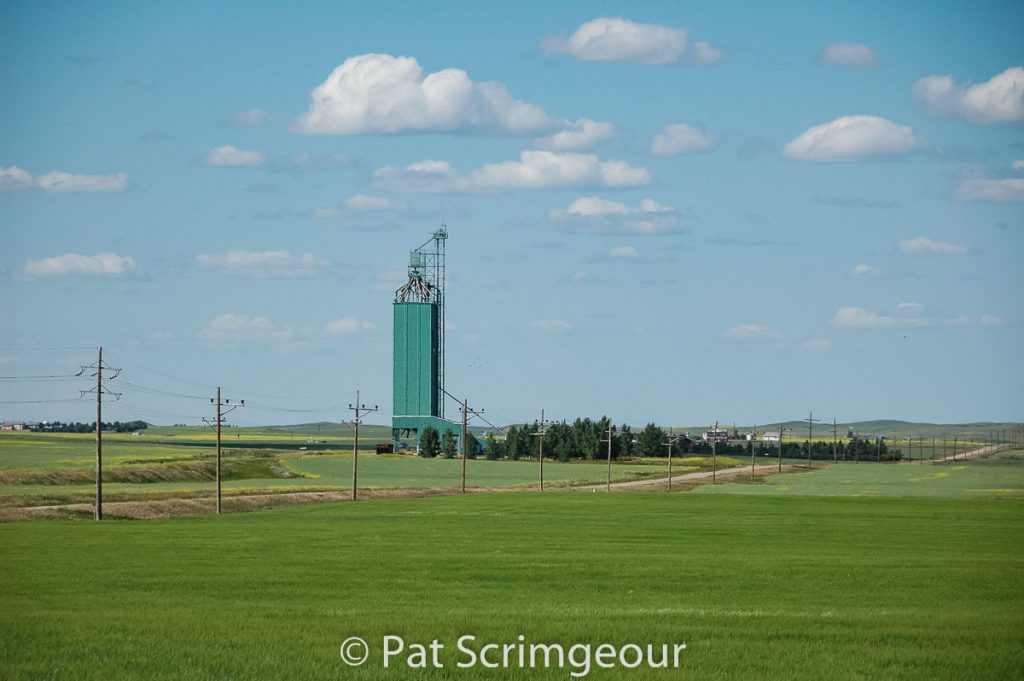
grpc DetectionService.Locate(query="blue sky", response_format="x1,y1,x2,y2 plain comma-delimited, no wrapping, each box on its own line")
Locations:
2,0,1022,428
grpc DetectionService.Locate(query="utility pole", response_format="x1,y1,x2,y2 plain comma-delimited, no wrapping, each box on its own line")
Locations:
79,347,120,521
953,435,959,462
204,387,243,514
664,429,675,491
532,409,552,492
778,423,785,473
932,436,936,465
876,435,882,463
460,399,484,494
943,436,947,463
750,424,757,481
347,390,378,501
803,412,820,470
602,424,614,492
832,418,838,463
712,421,719,483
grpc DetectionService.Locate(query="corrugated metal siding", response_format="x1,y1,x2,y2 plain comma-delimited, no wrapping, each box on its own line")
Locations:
393,302,438,417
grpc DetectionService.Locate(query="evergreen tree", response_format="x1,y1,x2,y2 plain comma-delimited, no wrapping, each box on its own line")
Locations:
419,427,440,458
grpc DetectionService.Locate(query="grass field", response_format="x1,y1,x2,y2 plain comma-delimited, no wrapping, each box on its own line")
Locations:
699,450,1024,499
2,489,1021,680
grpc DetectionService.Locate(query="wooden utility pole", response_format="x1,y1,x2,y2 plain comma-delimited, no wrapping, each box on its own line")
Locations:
712,421,718,483
602,425,614,491
876,435,881,463
750,425,757,481
664,429,675,491
953,435,959,462
206,387,243,513
932,436,936,465
347,389,377,501
531,409,551,492
832,418,838,462
803,412,820,470
78,347,120,521
96,347,103,520
459,399,484,494
778,423,784,473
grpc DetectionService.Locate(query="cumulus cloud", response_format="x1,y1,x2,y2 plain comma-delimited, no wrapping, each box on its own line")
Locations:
849,263,876,278
199,313,294,344
196,250,328,277
691,40,725,64
723,323,779,340
801,339,832,352
980,314,1006,327
533,319,573,333
815,43,880,67
833,306,969,329
540,17,687,65
0,165,34,191
896,236,967,256
344,194,405,211
229,108,274,127
549,196,681,234
325,317,377,336
373,151,651,193
35,171,128,192
21,253,137,279
292,53,555,135
650,123,713,156
205,145,266,167
532,118,616,151
608,245,638,258
783,115,920,162
1012,160,1024,170
912,67,1024,124
954,177,1024,202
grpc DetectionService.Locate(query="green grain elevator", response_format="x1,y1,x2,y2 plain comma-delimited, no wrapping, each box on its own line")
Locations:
392,227,458,450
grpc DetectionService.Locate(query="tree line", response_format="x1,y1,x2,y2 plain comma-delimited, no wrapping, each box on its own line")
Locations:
37,420,150,434
418,419,900,462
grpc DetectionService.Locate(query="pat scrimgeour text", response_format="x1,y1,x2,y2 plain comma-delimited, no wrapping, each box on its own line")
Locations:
380,634,686,677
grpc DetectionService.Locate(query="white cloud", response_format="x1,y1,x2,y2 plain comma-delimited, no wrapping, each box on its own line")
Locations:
849,263,876,278
912,67,1024,124
954,177,1024,202
816,43,880,67
21,253,137,279
608,245,638,258
199,313,294,344
532,118,616,151
373,151,650,193
724,323,778,340
344,194,405,211
533,319,573,333
833,306,969,329
541,17,687,65
0,165,34,191
801,339,832,352
229,108,274,127
896,236,967,256
897,302,924,312
1012,160,1024,170
37,171,127,192
691,40,725,64
205,145,265,167
325,317,377,336
196,250,328,277
783,115,920,162
980,314,1006,327
1,166,128,192
650,123,713,156
312,207,341,219
292,53,555,135
549,196,680,234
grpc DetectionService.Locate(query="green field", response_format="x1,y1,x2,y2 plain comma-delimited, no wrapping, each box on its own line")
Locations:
2,488,1021,680
699,450,1024,499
